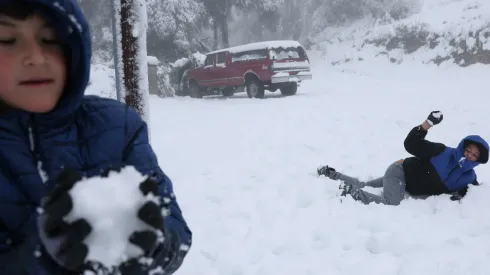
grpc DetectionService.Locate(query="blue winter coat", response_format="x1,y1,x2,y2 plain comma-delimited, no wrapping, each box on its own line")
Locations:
404,125,489,196
0,0,192,274
431,135,489,191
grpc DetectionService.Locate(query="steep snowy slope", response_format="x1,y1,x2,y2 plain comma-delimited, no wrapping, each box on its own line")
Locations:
311,0,490,66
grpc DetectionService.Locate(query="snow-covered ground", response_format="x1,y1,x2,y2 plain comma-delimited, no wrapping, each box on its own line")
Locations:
87,55,490,275
148,59,490,275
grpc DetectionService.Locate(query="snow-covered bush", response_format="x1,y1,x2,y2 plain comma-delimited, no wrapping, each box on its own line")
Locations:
362,22,490,66
156,63,175,97
165,52,207,97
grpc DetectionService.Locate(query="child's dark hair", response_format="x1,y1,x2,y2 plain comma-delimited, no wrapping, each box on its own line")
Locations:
0,2,42,20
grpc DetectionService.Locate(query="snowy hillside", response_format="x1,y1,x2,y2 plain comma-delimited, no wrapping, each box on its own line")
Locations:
311,0,490,66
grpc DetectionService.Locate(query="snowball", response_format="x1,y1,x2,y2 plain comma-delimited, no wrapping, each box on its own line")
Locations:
432,111,442,118
458,157,466,166
64,166,158,268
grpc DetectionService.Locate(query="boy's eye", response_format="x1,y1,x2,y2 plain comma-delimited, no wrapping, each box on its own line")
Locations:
42,38,61,45
0,38,15,45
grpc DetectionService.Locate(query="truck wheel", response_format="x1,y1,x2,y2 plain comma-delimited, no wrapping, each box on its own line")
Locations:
280,83,297,96
189,81,202,98
246,78,265,99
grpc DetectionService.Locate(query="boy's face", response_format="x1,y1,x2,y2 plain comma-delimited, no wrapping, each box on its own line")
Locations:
0,12,65,113
464,143,480,162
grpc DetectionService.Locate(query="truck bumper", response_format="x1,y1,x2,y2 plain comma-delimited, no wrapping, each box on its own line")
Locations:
271,71,312,84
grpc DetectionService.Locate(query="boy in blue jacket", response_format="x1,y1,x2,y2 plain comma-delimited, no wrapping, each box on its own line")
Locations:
318,111,489,205
0,0,192,274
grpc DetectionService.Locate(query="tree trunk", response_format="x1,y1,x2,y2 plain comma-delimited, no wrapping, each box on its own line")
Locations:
111,0,123,102
219,14,229,48
119,0,149,122
213,18,219,49
120,0,139,112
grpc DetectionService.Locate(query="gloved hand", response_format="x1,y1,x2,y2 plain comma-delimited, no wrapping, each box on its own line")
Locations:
426,111,443,126
450,193,463,201
118,176,165,275
101,167,164,274
37,168,92,273
38,167,166,274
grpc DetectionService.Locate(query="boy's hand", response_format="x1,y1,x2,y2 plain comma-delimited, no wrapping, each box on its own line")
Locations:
450,192,463,201
37,169,92,272
426,111,443,126
118,178,164,275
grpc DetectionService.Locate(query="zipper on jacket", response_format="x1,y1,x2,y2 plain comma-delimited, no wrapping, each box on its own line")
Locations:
27,116,48,183
447,157,466,178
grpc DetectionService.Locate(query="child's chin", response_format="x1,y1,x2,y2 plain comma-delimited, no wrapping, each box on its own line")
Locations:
23,102,58,113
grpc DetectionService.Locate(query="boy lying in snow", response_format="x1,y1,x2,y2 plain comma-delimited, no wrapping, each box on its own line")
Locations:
0,0,191,274
317,111,489,205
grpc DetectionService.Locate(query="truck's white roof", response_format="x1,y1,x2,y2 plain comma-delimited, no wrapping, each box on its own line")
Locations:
207,40,302,55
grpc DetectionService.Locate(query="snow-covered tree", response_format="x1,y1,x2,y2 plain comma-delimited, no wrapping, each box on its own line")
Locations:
78,0,113,62
146,0,207,62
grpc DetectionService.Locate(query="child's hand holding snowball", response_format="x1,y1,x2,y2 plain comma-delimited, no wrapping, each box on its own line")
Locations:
36,166,167,274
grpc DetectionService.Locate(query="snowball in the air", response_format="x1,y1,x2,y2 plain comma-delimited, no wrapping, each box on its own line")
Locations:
64,166,158,268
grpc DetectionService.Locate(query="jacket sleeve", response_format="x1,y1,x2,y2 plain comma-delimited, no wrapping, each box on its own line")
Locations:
2,216,58,275
122,106,192,274
404,125,446,158
1,206,43,274
0,231,36,275
0,224,22,274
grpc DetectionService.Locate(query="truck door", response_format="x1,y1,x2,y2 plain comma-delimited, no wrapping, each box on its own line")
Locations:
199,54,216,88
213,52,229,88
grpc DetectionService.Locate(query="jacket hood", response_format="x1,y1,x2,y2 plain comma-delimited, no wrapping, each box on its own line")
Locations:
454,135,489,166
0,0,91,124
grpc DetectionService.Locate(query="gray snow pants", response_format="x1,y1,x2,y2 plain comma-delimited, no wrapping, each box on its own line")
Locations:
329,161,406,205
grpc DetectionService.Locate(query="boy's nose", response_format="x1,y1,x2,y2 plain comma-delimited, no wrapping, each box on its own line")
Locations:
23,44,46,66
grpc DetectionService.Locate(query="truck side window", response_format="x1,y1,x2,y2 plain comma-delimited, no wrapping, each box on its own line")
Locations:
217,52,226,64
231,49,267,63
204,55,215,66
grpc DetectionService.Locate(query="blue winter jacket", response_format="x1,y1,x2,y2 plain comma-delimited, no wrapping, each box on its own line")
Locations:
403,125,489,196
0,0,192,274
430,135,489,191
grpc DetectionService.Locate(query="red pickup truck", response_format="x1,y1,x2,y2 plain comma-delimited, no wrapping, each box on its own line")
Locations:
182,40,312,98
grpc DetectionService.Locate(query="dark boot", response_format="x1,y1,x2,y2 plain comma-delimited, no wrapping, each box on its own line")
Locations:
317,165,336,177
